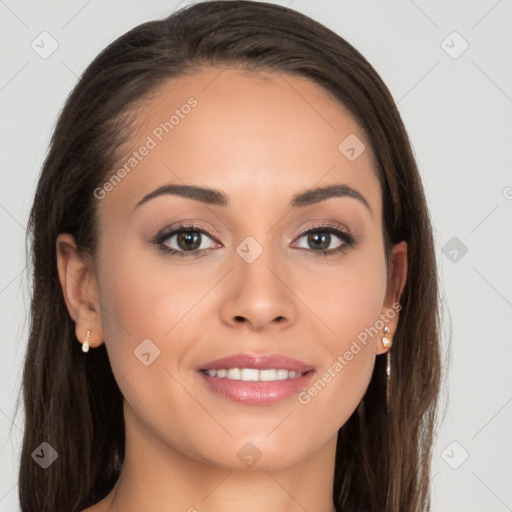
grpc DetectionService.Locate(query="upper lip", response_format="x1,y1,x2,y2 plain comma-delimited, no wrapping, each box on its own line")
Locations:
199,353,314,373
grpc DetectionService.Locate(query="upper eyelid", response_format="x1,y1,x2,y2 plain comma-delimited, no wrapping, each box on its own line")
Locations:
295,222,351,236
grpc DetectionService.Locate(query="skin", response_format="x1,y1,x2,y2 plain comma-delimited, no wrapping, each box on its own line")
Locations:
56,67,407,512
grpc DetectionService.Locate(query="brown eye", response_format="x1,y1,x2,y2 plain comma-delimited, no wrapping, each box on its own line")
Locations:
293,224,357,256
305,231,336,251
175,231,203,251
154,224,219,256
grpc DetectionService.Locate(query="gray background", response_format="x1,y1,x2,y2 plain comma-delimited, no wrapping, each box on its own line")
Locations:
1,0,511,510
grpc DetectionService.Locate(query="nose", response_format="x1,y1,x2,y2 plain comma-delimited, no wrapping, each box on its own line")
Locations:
219,244,297,332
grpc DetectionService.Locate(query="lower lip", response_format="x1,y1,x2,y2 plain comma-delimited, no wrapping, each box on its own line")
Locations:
197,370,316,405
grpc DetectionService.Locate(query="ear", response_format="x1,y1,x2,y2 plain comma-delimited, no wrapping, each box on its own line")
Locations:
56,233,104,350
376,240,407,355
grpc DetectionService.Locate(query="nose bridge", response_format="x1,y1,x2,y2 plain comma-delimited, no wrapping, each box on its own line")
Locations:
220,230,296,329
234,231,284,298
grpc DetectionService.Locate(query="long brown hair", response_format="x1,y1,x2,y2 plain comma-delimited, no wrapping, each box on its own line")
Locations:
17,2,444,510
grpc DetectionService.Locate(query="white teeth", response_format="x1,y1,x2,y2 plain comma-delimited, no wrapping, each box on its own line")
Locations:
276,369,289,380
259,369,277,381
227,368,241,380
240,368,259,381
204,368,304,381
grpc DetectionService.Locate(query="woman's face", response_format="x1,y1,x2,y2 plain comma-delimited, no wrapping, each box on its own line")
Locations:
66,68,406,470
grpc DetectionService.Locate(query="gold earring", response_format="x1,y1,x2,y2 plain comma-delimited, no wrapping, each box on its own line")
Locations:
382,325,392,348
82,330,91,353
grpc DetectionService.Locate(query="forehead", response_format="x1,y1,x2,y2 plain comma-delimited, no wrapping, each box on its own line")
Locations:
99,67,381,217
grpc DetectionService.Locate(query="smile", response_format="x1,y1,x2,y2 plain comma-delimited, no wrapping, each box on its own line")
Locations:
201,368,308,381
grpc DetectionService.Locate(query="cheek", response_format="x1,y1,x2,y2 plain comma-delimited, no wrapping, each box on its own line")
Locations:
306,234,388,350
95,241,202,436
96,235,207,343
94,236,190,388
326,262,387,347
297,241,387,422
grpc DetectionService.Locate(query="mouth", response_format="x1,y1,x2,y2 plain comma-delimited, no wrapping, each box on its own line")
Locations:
196,353,315,405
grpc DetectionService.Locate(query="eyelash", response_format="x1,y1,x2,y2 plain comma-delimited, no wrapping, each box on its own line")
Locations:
153,222,357,258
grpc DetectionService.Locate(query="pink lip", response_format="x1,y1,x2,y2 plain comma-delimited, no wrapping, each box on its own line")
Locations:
199,353,314,373
197,353,315,405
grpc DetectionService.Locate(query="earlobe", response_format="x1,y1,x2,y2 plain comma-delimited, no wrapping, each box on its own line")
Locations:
56,233,104,349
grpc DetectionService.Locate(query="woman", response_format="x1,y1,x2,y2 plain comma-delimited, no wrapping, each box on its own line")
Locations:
18,1,442,511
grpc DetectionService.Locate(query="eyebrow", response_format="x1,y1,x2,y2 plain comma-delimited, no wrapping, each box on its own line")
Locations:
133,183,372,213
